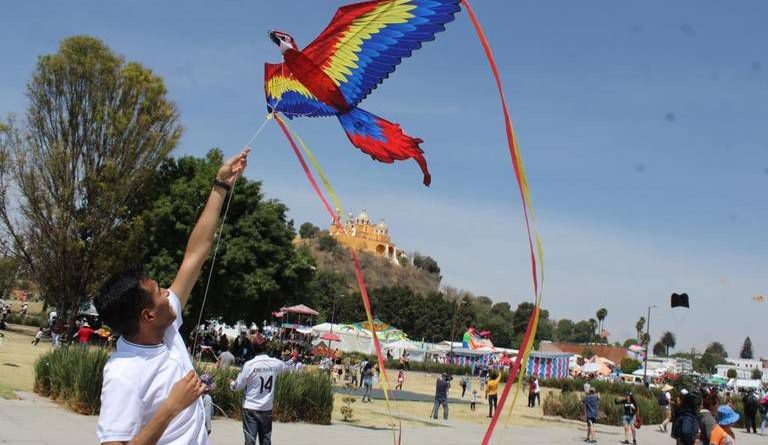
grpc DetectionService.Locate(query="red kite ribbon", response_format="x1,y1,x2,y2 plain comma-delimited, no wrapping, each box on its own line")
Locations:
275,114,401,445
460,1,545,443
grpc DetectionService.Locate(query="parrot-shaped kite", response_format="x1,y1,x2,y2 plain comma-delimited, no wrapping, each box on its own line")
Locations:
265,0,462,186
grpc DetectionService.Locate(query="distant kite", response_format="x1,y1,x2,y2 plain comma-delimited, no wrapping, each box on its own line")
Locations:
753,295,766,303
671,292,690,309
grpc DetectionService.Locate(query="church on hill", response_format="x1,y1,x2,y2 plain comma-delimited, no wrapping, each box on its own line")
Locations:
329,209,405,266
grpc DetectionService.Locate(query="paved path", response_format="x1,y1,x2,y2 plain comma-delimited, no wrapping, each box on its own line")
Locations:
3,393,768,445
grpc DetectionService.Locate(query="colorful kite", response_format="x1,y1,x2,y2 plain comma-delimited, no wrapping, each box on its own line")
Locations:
265,0,463,186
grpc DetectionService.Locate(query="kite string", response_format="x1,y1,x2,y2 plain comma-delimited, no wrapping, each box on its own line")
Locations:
274,114,401,445
191,106,278,358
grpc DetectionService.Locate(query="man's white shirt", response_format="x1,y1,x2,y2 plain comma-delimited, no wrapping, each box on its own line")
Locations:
97,290,208,444
231,355,286,411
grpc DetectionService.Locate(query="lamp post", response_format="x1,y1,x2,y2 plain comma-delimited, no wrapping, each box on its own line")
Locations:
642,305,658,385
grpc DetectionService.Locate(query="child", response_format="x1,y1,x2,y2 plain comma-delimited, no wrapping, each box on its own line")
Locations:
200,373,215,436
396,370,405,391
31,327,44,346
471,389,478,411
710,405,739,445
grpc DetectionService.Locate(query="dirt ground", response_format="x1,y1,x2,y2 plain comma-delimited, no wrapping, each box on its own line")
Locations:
330,369,561,429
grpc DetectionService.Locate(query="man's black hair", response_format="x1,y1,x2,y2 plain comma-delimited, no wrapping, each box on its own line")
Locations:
95,270,153,337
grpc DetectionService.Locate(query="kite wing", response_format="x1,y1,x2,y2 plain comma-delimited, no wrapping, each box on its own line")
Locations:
265,62,338,118
302,0,461,108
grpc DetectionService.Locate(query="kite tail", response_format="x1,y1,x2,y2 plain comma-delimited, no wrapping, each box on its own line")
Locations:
338,107,431,186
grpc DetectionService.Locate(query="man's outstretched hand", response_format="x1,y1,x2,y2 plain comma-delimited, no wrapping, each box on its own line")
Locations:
217,148,251,187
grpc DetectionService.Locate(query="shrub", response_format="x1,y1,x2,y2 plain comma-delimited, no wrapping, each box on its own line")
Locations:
34,346,110,414
6,313,46,327
273,370,333,424
35,348,333,424
726,369,737,379
620,358,642,374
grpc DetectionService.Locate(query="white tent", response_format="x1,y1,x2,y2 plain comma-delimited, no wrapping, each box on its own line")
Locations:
382,339,427,361
310,323,376,354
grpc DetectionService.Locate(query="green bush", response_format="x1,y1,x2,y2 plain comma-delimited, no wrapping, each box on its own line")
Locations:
6,313,46,327
273,370,333,424
541,383,665,426
35,348,332,424
34,346,110,414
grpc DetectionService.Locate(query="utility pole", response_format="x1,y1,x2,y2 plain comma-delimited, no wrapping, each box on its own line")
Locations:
642,305,658,384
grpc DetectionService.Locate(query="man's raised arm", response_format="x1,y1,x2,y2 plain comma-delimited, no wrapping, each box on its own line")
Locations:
170,148,250,308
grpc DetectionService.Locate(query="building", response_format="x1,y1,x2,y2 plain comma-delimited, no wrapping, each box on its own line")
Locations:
716,359,768,383
329,209,404,265
539,341,630,365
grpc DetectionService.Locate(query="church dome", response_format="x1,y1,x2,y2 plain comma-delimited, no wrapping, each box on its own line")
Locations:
376,219,388,233
355,209,370,225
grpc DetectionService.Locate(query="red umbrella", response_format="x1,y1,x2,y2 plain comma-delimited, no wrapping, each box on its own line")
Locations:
320,332,341,342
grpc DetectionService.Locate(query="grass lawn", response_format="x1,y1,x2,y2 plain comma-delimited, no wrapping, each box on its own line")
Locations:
0,328,50,395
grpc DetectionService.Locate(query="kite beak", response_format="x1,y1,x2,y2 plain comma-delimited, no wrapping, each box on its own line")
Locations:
269,30,280,46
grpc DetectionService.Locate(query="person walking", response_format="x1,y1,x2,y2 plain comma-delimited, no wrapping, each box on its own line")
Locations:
582,387,600,443
395,370,405,392
616,392,639,445
230,333,286,445
742,390,758,434
94,149,250,445
671,390,699,445
75,322,94,349
658,388,672,432
431,373,451,420
460,376,468,398
533,377,541,406
217,348,235,370
527,377,537,408
486,371,501,418
31,327,44,346
361,363,373,403
759,395,768,435
470,389,478,411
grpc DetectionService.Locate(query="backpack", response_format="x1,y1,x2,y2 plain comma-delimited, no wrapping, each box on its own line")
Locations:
671,411,699,445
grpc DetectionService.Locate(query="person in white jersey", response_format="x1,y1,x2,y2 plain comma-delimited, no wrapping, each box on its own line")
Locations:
94,149,250,445
230,334,286,445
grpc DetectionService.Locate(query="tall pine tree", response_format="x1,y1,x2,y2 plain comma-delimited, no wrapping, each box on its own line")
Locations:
740,337,754,359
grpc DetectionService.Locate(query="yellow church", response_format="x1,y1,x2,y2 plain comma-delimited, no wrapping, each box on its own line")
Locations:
329,209,404,265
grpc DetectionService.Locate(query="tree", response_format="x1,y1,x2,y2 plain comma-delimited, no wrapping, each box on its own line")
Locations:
752,368,763,380
413,253,440,275
726,369,737,379
556,319,575,342
660,331,676,356
653,341,667,357
740,337,754,359
623,338,637,348
635,317,646,342
704,342,728,359
581,347,595,359
0,256,19,298
316,233,339,252
0,36,181,319
137,150,315,324
572,320,595,343
299,222,320,239
596,308,608,335
620,358,642,374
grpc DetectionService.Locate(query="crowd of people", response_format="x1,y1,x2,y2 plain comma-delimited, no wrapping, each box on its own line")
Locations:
578,382,768,445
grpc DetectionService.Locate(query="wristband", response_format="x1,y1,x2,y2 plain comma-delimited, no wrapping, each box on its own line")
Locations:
213,178,231,192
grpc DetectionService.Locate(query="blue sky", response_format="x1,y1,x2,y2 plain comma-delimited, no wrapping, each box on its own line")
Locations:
2,1,767,357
